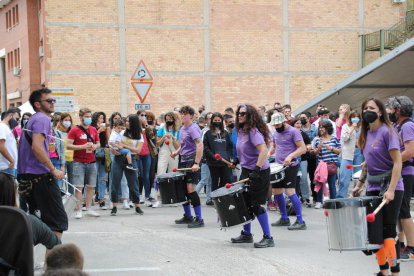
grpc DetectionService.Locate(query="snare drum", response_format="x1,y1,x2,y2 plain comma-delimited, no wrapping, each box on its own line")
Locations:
324,196,381,252
157,172,188,205
210,183,254,228
270,163,286,184
61,190,79,217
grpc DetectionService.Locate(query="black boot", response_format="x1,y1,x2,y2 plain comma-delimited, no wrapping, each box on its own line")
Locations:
254,235,275,248
231,231,254,243
188,217,205,228
175,214,194,224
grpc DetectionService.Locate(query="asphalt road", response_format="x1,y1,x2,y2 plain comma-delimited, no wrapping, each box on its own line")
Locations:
34,193,414,276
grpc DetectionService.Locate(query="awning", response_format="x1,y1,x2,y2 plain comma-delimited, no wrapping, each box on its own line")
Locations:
294,37,414,115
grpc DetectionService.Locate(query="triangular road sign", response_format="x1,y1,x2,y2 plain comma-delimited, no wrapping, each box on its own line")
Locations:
131,82,153,103
131,60,153,81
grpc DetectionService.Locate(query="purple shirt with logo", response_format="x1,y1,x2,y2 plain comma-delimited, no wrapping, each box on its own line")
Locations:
272,126,303,166
179,123,201,157
399,121,414,176
18,112,51,174
236,128,269,170
362,123,403,191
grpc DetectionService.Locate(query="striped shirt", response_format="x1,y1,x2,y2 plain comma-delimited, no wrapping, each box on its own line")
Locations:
314,136,341,163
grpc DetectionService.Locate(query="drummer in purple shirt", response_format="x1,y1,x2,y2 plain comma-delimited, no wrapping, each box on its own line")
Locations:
267,113,307,230
351,98,404,276
229,104,274,248
171,105,204,228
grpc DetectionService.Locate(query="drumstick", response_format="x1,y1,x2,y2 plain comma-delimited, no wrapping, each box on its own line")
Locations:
225,178,250,188
346,164,362,169
349,189,363,198
172,167,201,172
366,200,387,223
214,154,240,170
164,140,175,160
62,179,82,193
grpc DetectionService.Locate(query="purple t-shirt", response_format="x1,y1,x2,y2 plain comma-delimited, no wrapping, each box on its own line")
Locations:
399,121,414,176
362,124,403,191
179,123,201,157
17,112,51,174
236,128,270,170
272,126,303,166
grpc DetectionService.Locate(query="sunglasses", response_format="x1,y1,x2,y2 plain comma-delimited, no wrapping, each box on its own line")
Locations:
318,104,325,107
140,114,146,117
37,99,56,104
237,112,247,117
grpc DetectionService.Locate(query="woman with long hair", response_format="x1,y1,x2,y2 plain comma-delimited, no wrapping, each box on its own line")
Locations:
351,98,403,276
49,114,65,189
337,110,364,198
58,113,74,194
91,112,108,210
110,114,144,216
155,112,181,207
229,104,274,248
203,112,232,193
335,104,351,139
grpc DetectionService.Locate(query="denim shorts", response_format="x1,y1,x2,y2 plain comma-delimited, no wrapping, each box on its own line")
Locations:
73,162,97,188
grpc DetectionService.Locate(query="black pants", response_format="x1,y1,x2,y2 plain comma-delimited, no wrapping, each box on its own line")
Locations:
307,158,317,201
209,165,232,192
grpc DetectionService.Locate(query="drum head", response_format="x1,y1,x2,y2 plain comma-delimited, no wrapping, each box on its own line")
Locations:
324,196,378,209
210,183,245,198
270,163,285,173
157,172,186,181
352,170,361,180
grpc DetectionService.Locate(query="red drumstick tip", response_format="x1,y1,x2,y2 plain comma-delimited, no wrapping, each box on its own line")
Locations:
215,153,221,160
324,210,328,217
165,140,170,145
172,168,177,172
225,183,232,189
366,213,375,223
346,164,353,169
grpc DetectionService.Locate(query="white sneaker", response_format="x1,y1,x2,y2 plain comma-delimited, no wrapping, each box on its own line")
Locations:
109,201,113,209
75,210,83,219
85,209,100,217
315,202,323,209
139,195,145,204
123,200,130,210
34,262,44,270
145,199,153,207
152,201,162,208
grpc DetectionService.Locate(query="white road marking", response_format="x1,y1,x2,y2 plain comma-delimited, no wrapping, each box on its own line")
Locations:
85,268,162,272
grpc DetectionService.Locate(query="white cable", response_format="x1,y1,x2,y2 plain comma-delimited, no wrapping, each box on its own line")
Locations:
22,128,65,141
62,179,82,193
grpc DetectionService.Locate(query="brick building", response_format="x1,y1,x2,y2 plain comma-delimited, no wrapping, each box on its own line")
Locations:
0,0,409,118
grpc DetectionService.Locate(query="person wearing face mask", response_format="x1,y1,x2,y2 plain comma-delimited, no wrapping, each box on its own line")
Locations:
67,108,101,219
228,104,274,248
58,113,75,195
203,112,232,193
387,96,414,262
155,112,181,208
48,114,65,189
267,113,307,230
198,105,206,117
20,112,32,129
337,110,364,198
0,108,20,178
351,98,404,276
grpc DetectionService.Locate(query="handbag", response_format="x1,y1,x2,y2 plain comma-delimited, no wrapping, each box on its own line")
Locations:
326,162,337,176
95,150,105,161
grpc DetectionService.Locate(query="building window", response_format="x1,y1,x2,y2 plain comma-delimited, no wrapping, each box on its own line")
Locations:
9,103,15,107
7,53,10,70
12,7,15,25
14,49,20,68
5,5,19,30
10,51,13,69
16,102,22,107
6,11,9,29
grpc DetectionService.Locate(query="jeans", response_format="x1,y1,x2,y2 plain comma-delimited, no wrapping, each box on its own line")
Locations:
65,161,74,195
137,154,151,198
95,149,108,200
117,148,132,155
111,155,140,204
299,160,309,200
1,168,17,177
50,158,63,189
196,163,212,201
337,148,365,198
317,174,337,202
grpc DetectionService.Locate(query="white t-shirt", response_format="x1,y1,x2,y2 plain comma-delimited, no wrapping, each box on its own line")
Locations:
119,130,144,155
108,129,124,150
0,123,18,170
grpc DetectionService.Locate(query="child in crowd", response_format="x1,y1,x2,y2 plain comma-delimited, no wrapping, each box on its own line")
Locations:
108,119,138,170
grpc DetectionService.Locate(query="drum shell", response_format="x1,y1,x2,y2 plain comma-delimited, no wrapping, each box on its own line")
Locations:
158,172,188,205
270,163,286,184
211,185,254,228
61,191,79,218
324,196,381,251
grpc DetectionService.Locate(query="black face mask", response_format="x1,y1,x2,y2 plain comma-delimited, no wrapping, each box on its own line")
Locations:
147,121,153,126
9,118,18,130
363,111,378,124
166,121,174,126
238,122,245,129
227,123,234,129
213,122,222,128
198,110,202,114
389,112,397,123
276,124,285,133
300,118,307,125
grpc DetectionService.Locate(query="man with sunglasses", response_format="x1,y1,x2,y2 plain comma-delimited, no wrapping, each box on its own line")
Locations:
17,88,68,264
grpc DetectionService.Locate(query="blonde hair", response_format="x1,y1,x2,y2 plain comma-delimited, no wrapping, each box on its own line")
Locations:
340,104,351,121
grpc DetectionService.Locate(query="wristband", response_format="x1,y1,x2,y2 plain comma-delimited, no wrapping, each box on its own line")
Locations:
194,161,199,165
254,165,261,172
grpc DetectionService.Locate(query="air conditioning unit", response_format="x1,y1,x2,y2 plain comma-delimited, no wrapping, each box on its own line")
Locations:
393,0,405,3
39,46,44,58
13,67,21,77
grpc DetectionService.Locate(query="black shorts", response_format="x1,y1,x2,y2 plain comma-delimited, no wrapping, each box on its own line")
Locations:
399,174,413,219
179,160,200,184
272,164,299,189
240,167,270,206
19,173,68,232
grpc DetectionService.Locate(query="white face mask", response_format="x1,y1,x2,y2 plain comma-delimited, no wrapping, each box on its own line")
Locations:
62,121,71,128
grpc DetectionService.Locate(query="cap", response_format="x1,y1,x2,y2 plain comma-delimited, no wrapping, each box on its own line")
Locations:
270,113,286,125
